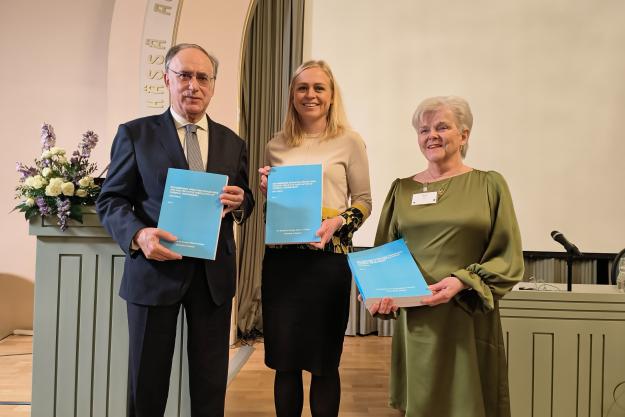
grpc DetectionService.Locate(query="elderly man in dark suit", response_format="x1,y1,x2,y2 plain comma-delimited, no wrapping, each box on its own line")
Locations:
96,43,254,417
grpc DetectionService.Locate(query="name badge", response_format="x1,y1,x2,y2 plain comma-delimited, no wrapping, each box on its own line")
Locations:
412,192,437,206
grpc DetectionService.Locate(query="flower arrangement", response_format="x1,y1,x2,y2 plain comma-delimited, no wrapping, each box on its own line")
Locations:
14,123,101,231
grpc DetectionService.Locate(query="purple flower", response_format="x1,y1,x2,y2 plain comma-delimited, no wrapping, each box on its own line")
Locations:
40,123,56,150
15,122,100,231
36,197,51,216
56,198,71,231
15,162,37,182
79,131,99,158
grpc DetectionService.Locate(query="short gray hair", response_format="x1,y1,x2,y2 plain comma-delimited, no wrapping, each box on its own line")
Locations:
164,43,219,77
412,96,473,157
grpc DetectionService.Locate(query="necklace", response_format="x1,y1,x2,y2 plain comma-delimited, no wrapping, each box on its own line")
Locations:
422,181,450,197
421,169,457,195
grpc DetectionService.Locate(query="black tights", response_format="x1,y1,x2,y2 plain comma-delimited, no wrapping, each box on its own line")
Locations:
274,369,341,417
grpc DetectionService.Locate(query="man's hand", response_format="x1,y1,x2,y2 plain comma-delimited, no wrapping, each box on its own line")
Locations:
309,216,343,249
220,185,244,217
134,227,182,261
258,166,271,196
420,276,467,306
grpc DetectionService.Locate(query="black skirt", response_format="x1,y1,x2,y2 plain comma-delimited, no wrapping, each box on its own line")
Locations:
261,247,352,375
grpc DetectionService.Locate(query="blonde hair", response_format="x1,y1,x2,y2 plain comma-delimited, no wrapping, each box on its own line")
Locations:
412,96,473,158
282,60,349,146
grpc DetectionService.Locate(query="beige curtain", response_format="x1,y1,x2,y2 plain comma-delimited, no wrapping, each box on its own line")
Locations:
237,0,305,336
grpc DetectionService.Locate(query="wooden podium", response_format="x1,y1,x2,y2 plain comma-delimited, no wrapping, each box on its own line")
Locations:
29,209,191,417
501,284,625,417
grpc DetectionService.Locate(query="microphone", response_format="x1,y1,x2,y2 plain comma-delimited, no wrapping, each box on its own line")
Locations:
551,231,582,257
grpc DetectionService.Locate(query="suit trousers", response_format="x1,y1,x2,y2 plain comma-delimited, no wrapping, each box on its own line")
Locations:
126,262,232,417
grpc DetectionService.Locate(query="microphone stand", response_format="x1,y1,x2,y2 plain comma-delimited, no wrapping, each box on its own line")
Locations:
566,253,573,292
565,251,583,292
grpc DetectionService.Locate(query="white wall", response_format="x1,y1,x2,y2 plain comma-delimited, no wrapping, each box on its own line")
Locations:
306,0,625,253
0,0,251,283
4,0,622,287
0,0,115,281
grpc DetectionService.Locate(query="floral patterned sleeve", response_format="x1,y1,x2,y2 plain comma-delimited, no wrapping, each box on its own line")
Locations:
331,207,366,252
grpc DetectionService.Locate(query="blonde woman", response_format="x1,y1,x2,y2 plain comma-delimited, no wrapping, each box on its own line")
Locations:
259,60,372,417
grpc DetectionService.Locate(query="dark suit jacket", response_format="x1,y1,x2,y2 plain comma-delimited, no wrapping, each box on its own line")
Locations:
96,110,254,306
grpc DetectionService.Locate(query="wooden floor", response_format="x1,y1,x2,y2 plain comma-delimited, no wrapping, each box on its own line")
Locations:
225,336,402,417
0,335,32,416
0,334,401,417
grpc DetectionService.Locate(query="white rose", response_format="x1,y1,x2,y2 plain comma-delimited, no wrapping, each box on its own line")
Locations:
78,176,94,187
34,175,47,188
42,167,52,177
75,189,88,198
25,198,35,207
61,182,75,196
26,175,46,189
56,155,67,164
41,150,51,159
45,177,63,197
50,147,65,155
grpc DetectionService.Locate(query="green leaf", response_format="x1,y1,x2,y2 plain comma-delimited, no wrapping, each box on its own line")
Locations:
25,206,39,220
69,204,84,223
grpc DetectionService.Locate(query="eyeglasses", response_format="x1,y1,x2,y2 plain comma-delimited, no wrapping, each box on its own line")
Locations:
167,68,216,86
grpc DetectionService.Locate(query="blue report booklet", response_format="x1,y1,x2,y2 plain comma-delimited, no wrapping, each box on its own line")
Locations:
347,239,432,308
265,164,322,244
157,168,227,260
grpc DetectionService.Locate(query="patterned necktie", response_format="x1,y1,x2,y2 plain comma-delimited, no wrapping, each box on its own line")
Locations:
185,124,204,171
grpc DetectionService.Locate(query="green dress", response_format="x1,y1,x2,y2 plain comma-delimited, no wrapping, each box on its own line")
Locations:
375,170,524,417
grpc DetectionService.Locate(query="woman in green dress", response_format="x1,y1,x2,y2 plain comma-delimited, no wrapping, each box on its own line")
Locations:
370,96,524,417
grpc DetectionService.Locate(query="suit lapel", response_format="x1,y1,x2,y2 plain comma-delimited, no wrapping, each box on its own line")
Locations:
207,115,226,173
156,110,188,169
